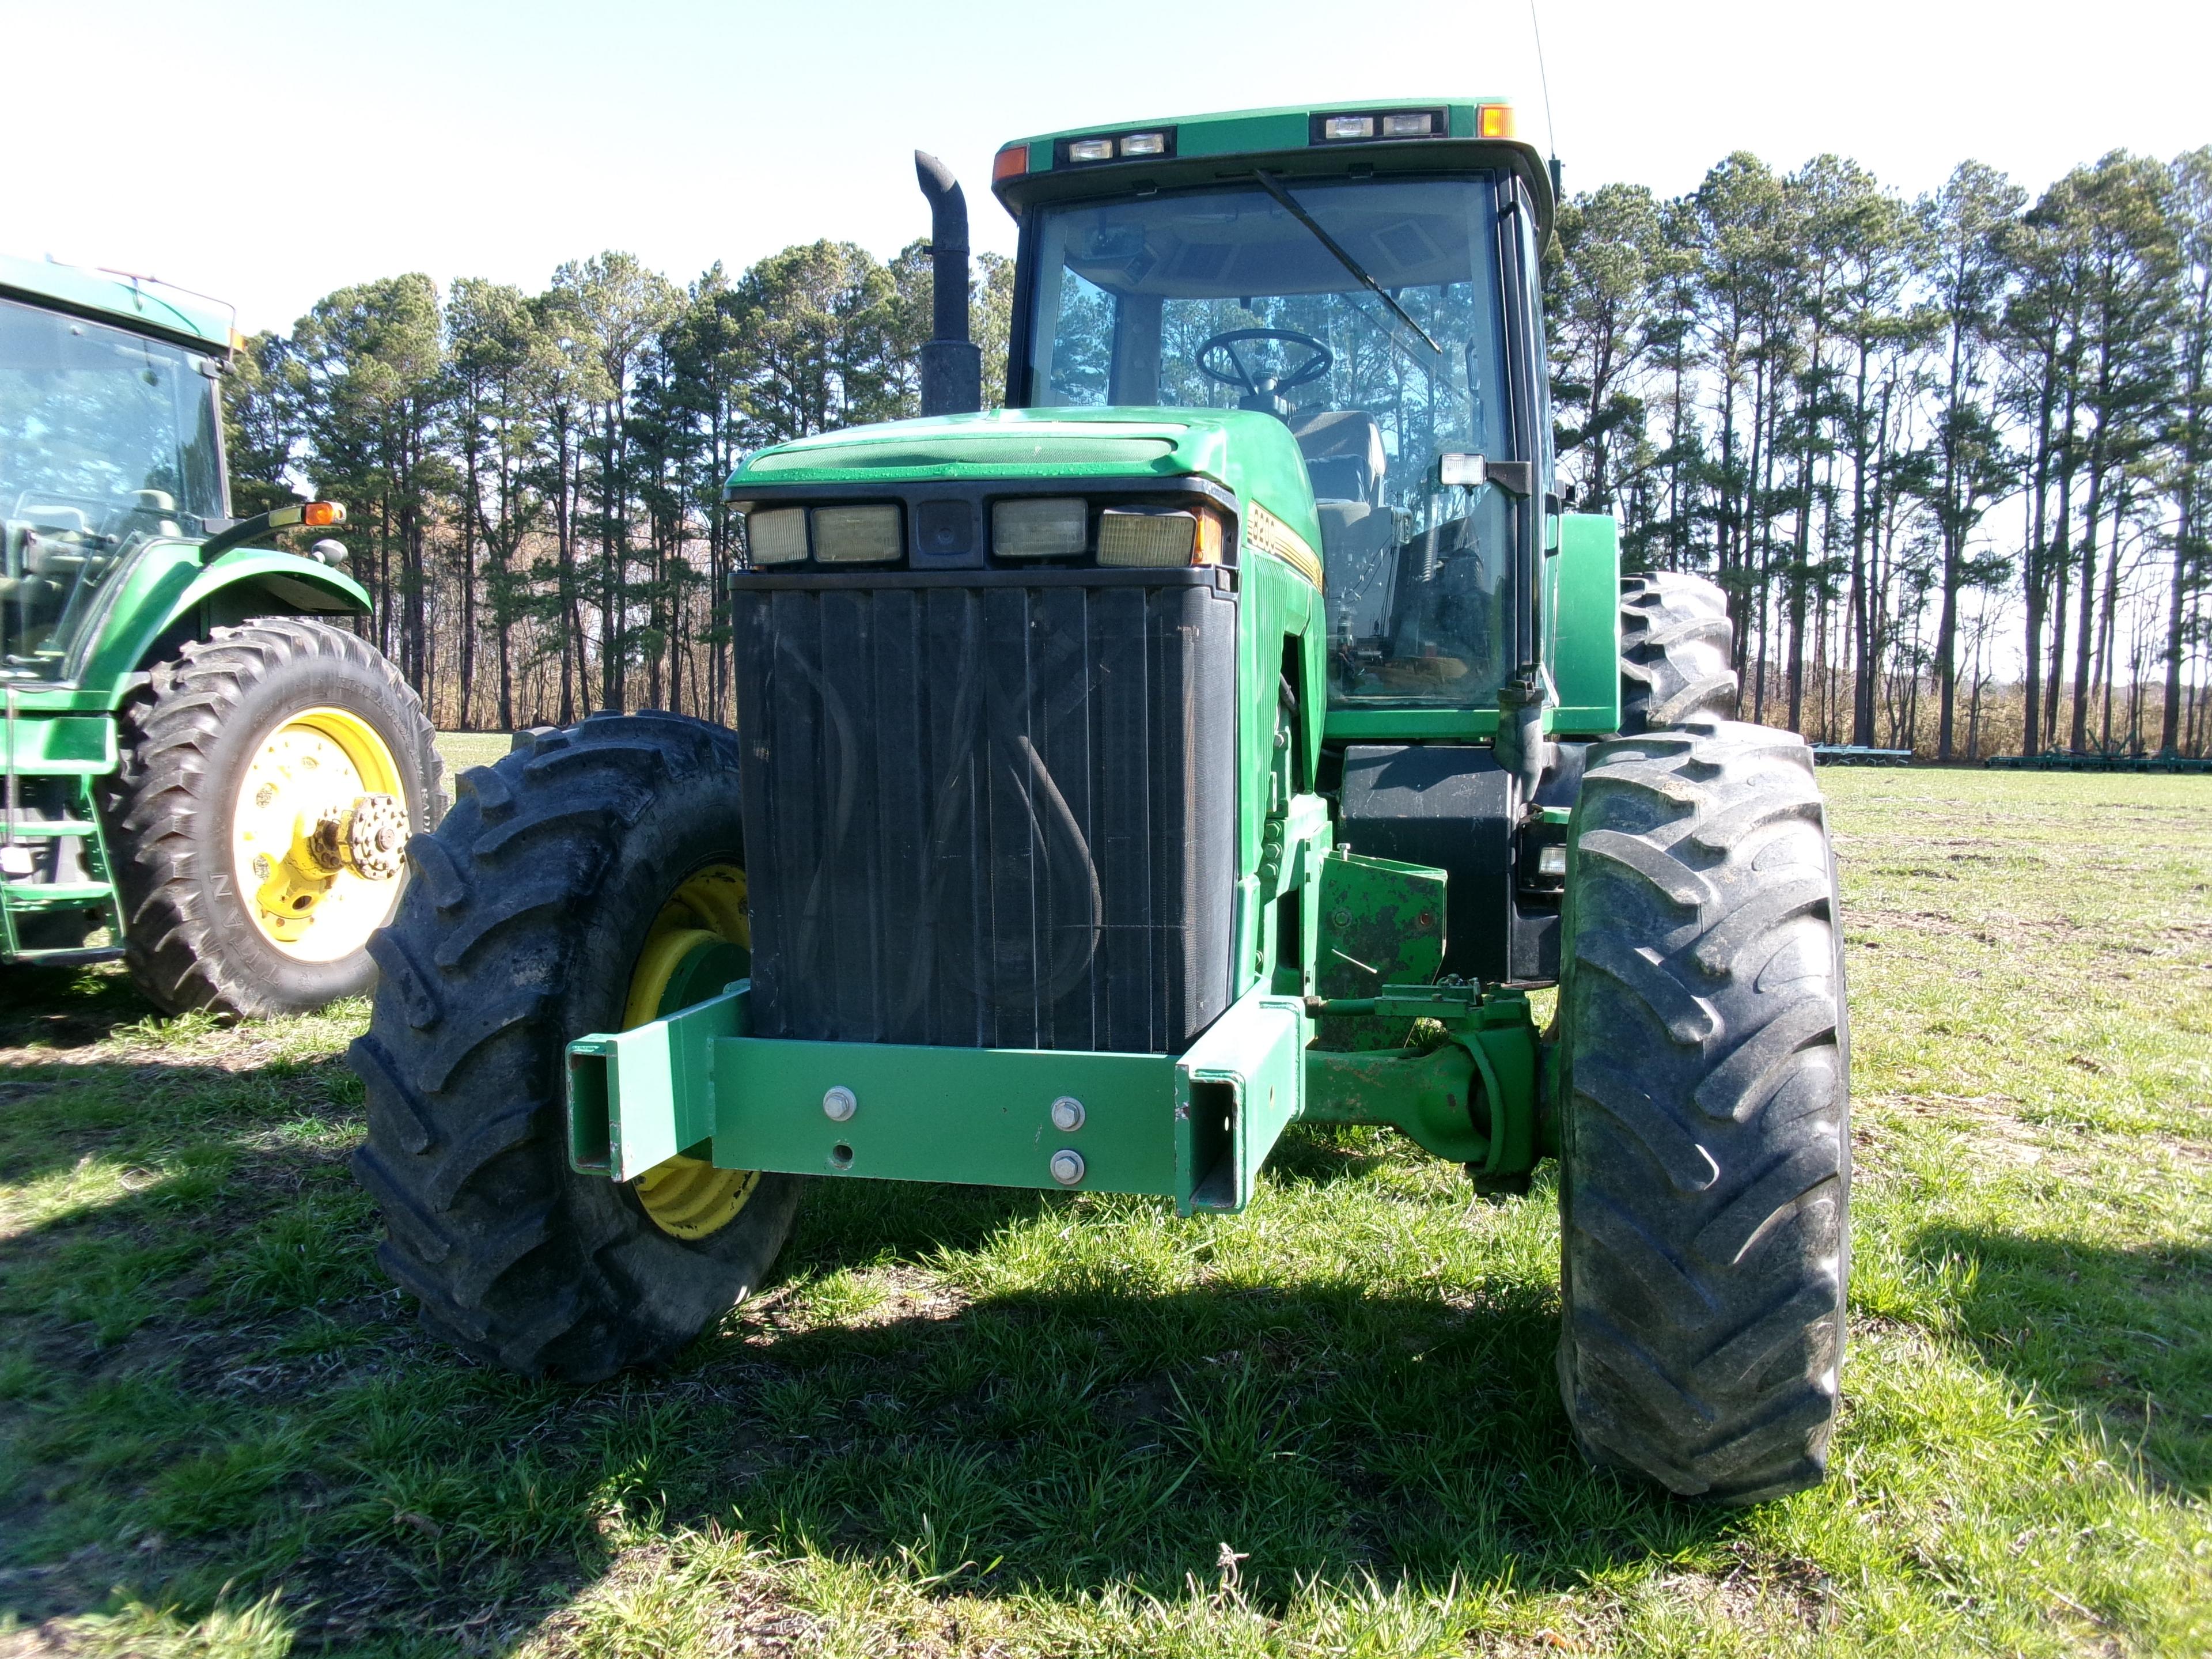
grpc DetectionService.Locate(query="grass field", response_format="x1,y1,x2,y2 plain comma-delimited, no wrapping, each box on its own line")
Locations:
2,752,2209,1657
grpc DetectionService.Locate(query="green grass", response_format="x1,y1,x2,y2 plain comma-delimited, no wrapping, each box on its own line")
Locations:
1,751,2208,1656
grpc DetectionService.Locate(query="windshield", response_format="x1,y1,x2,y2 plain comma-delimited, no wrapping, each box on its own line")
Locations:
1,296,224,679
1023,174,1521,709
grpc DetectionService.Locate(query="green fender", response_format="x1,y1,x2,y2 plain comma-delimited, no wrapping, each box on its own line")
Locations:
72,544,371,709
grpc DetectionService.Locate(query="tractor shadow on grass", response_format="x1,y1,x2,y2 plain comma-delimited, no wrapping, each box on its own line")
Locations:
0,960,166,1052
1,1098,1742,1645
1899,1222,2212,1495
626,1168,1746,1615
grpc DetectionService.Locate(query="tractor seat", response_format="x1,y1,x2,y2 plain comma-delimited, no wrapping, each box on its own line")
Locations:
1290,409,1387,510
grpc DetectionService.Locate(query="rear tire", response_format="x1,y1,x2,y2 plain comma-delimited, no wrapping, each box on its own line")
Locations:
100,619,444,1018
1619,572,1738,735
349,711,800,1382
1555,717,1849,1502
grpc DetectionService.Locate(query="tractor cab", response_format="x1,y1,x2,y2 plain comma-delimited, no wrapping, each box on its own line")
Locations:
0,266,229,680
1010,149,1543,712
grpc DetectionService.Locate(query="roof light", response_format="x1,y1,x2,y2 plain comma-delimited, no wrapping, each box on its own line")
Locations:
1478,103,1515,139
992,144,1029,183
1382,111,1434,137
1120,131,1166,157
1069,138,1115,163
1323,115,1374,141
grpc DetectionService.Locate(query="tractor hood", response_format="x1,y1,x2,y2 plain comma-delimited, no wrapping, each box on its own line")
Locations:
725,406,1318,528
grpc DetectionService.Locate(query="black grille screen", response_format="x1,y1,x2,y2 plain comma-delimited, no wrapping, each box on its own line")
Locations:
733,575,1238,1053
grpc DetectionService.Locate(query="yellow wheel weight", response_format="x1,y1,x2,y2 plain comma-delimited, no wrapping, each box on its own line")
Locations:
229,707,406,963
624,865,760,1241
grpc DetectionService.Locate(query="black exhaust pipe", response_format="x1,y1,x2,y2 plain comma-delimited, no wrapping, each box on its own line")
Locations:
914,150,983,415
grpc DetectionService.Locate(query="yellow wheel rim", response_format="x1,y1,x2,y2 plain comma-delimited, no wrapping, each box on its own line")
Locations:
625,864,761,1241
229,706,406,963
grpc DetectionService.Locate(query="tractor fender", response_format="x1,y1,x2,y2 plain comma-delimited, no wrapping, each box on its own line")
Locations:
77,546,372,706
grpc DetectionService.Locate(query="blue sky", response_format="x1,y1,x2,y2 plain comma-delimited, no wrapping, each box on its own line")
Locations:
9,0,2209,335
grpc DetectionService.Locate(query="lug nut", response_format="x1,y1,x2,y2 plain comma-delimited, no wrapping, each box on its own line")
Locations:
1050,1095,1085,1132
822,1085,857,1122
1050,1149,1085,1187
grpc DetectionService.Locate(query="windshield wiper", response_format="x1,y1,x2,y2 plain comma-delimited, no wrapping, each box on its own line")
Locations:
1252,171,1443,357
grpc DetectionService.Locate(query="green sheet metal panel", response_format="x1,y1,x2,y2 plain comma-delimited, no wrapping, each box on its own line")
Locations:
1547,512,1621,736
1,714,115,774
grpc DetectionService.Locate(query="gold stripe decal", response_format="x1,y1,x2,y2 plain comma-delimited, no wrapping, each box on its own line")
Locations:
1246,501,1324,590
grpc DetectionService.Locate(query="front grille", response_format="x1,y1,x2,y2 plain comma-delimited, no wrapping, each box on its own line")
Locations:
733,570,1238,1053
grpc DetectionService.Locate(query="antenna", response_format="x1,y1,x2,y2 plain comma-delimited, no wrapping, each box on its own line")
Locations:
1529,0,1562,201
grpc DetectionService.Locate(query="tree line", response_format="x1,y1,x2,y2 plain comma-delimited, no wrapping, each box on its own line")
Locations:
1547,145,2211,757
225,142,2210,756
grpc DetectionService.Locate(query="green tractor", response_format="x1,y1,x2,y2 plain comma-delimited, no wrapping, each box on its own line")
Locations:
1,257,442,1015
352,99,1847,1503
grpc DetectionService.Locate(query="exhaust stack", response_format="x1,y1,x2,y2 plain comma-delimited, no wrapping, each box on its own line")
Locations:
914,150,983,415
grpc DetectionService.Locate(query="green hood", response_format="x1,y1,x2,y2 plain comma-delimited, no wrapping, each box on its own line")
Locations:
725,406,1320,536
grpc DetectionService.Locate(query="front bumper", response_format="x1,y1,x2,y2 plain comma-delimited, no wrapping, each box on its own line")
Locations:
569,981,1307,1215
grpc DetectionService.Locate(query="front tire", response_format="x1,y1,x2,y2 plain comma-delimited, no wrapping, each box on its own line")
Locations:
349,712,800,1382
101,619,444,1018
1555,717,1849,1502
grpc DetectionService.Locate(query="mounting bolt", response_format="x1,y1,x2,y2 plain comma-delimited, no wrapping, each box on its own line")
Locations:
821,1085,857,1122
1050,1148,1085,1187
1050,1096,1086,1132
1331,907,1352,929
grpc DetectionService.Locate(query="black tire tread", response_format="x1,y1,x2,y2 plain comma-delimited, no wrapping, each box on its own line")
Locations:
1619,572,1740,735
101,618,444,1017
1557,716,1849,1504
347,710,799,1382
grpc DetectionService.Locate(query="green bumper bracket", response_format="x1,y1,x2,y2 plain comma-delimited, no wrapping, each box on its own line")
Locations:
566,982,1309,1215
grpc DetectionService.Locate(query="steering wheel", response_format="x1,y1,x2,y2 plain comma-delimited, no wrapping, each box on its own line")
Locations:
1195,328,1334,402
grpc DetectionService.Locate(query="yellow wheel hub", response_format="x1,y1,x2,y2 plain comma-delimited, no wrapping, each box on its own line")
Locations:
230,707,407,963
624,865,760,1241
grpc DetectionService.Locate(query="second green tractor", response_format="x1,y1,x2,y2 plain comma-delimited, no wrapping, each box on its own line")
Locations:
353,98,1849,1503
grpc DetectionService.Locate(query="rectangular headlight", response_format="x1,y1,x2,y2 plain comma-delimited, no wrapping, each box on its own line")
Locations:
1382,111,1434,137
1069,138,1115,163
813,504,903,563
993,497,1088,558
748,507,808,565
1097,507,1198,567
1323,115,1374,141
1120,131,1166,157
